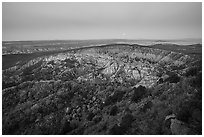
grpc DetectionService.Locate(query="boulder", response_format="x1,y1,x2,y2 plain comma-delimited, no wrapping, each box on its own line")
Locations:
170,119,190,135
165,114,191,135
31,104,40,112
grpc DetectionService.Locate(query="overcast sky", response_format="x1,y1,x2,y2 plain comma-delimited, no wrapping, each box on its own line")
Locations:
2,2,202,41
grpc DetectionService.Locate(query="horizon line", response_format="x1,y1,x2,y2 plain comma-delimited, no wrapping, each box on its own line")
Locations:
2,38,202,42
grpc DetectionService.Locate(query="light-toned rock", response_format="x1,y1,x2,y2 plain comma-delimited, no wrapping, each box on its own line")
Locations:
165,114,191,135
170,119,190,135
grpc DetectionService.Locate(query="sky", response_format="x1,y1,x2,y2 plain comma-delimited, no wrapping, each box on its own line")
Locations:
2,2,202,41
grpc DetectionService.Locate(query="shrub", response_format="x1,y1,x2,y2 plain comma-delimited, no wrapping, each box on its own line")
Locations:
109,113,134,135
164,74,180,83
2,116,19,135
87,112,95,121
140,101,153,112
93,116,102,124
109,124,123,135
22,61,43,76
189,73,202,88
2,81,19,90
110,105,118,116
131,85,147,103
170,65,185,70
104,90,125,106
120,113,134,128
185,67,200,77
175,96,202,124
176,103,192,123
64,58,78,68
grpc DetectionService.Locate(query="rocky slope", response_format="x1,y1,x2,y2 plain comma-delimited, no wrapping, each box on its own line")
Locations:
2,44,202,134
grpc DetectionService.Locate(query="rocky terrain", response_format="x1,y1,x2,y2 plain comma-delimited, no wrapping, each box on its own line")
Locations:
2,43,202,135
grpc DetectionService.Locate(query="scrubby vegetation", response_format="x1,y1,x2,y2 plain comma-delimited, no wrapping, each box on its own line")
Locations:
2,43,202,135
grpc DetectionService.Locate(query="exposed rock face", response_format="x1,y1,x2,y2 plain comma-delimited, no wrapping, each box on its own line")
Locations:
3,44,193,90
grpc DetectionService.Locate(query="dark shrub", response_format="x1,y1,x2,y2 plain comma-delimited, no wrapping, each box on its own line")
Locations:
2,81,19,90
194,88,202,101
131,85,147,103
110,105,118,116
185,67,200,77
69,120,79,132
47,60,55,65
170,65,185,71
93,116,102,124
189,73,202,88
2,117,19,135
87,112,95,121
60,119,78,135
22,61,43,76
109,113,134,135
176,98,201,123
64,58,78,68
109,124,123,135
164,74,180,83
104,90,125,106
176,105,191,123
135,57,140,62
120,113,134,128
156,67,164,77
141,101,153,112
